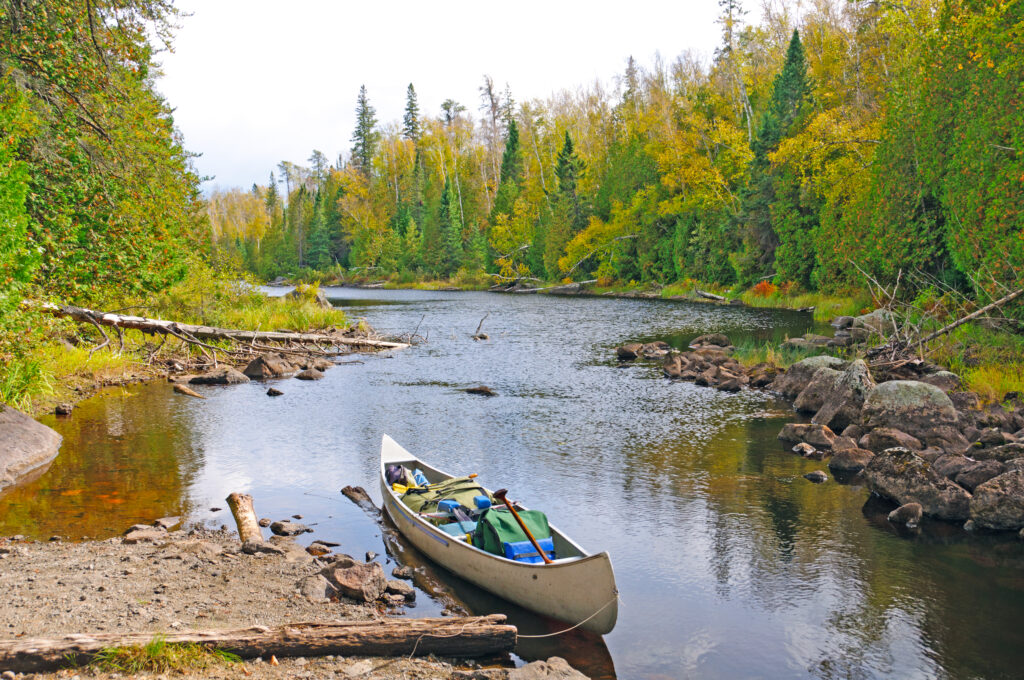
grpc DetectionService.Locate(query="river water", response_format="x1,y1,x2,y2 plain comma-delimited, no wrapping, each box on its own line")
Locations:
3,288,1024,679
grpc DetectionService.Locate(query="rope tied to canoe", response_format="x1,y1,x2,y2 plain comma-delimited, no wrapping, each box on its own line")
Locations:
516,594,620,638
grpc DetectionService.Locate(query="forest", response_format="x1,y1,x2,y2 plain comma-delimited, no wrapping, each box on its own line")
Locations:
206,0,1023,303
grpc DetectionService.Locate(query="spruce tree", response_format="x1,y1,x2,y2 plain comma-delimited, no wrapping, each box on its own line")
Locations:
439,176,463,276
544,132,588,278
738,29,812,283
490,117,522,221
403,83,420,143
351,85,380,176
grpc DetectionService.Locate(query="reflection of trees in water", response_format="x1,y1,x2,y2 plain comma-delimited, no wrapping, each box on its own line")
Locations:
0,384,201,539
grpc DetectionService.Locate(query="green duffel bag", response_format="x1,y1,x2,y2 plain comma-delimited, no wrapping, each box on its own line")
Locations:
402,476,493,514
473,508,551,556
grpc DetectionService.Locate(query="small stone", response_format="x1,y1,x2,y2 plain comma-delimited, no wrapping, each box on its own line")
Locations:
295,368,324,381
210,507,222,512
804,470,828,483
153,516,181,530
258,518,272,527
392,565,414,580
54,403,73,415
464,385,496,397
267,387,284,397
292,514,303,519
887,502,923,528
385,579,416,601
365,551,377,562
49,535,61,542
306,544,331,557
964,519,977,532
270,521,311,536
792,442,816,457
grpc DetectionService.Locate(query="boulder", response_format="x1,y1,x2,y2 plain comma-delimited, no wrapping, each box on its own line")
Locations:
662,354,683,379
189,368,250,385
978,427,1014,447
385,579,416,601
861,380,969,454
970,470,1024,531
689,333,731,348
287,286,332,309
830,316,855,329
295,368,324,381
509,657,588,680
0,405,62,492
770,355,846,399
321,556,387,602
793,367,842,414
864,448,972,521
792,442,817,457
828,448,875,472
971,443,1024,463
918,447,945,463
717,378,743,392
616,343,642,360
392,565,414,579
859,428,923,453
955,460,1006,492
950,391,981,413
811,360,877,431
932,454,974,481
242,353,295,379
853,309,894,334
841,424,866,441
778,423,837,450
298,574,337,602
640,341,671,358
270,520,311,536
887,502,923,528
748,363,779,388
919,371,962,393
831,436,859,452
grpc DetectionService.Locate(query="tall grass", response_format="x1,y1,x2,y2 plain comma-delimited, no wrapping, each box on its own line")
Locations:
731,338,828,369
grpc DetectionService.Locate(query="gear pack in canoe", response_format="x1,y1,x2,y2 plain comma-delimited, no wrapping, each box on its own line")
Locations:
386,463,555,563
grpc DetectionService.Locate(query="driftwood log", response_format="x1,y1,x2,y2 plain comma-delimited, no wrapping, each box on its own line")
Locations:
25,301,408,351
226,492,263,545
0,616,516,673
695,289,727,301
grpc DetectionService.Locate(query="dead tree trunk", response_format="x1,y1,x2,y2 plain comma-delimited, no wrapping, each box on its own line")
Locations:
0,616,516,673
226,492,263,545
24,301,409,351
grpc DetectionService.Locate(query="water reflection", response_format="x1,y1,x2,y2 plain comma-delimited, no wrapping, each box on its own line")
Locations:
2,289,1023,678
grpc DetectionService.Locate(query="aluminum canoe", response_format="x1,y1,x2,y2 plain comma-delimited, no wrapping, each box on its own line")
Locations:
379,434,618,635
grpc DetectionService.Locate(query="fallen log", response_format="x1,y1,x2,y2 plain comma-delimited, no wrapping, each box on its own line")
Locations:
695,289,727,301
24,301,409,351
226,492,263,545
0,616,516,673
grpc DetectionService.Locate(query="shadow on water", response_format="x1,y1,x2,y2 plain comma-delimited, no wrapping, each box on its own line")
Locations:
3,288,1024,678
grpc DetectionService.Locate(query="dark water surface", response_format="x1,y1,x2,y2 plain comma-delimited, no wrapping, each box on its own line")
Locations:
3,288,1024,679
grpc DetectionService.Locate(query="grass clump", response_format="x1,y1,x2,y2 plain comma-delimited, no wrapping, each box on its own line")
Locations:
89,636,241,673
731,338,829,369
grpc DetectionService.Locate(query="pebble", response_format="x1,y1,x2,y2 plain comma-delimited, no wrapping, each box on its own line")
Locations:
804,470,828,483
365,551,377,562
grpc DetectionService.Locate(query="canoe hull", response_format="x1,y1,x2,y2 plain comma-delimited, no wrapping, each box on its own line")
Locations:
380,435,618,635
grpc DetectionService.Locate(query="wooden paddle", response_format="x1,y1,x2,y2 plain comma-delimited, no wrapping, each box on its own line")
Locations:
492,489,553,565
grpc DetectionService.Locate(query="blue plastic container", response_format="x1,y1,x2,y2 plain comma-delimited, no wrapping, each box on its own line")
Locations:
503,538,556,563
412,468,429,486
473,495,491,510
437,499,460,513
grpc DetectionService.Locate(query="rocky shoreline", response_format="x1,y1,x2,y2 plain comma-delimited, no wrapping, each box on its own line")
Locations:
616,312,1024,536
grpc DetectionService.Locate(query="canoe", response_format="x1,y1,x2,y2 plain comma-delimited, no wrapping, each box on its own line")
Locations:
379,434,618,635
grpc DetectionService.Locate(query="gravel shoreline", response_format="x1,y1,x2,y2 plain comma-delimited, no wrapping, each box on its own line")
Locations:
0,529,515,679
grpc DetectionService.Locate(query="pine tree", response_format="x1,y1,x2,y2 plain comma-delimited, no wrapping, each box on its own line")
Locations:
544,132,589,278
351,85,380,176
403,83,420,143
738,29,812,283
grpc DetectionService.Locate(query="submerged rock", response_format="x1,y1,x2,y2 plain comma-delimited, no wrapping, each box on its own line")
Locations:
295,368,324,380
189,368,250,385
829,448,875,472
242,353,295,379
887,502,923,528
270,520,311,536
804,470,828,483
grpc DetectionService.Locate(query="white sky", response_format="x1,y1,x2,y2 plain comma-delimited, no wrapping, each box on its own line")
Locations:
157,0,726,191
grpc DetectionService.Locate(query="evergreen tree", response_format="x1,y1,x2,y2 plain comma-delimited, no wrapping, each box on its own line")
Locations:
351,85,380,176
738,29,812,283
400,218,423,272
439,176,463,276
402,83,420,143
544,132,588,278
490,117,522,221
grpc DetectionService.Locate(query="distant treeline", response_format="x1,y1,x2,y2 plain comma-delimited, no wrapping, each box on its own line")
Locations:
209,0,1022,299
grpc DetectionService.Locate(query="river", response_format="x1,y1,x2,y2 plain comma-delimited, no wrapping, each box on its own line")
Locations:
2,288,1023,679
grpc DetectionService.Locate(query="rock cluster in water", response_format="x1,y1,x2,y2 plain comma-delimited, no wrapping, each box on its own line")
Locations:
614,311,1024,533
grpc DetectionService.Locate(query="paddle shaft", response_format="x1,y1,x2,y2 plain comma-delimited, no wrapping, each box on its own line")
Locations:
492,489,553,565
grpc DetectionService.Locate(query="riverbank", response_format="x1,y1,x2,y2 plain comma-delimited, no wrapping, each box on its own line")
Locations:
615,311,1024,534
0,527,532,679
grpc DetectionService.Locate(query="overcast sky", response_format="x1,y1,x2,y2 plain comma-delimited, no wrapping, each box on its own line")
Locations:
157,0,727,191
